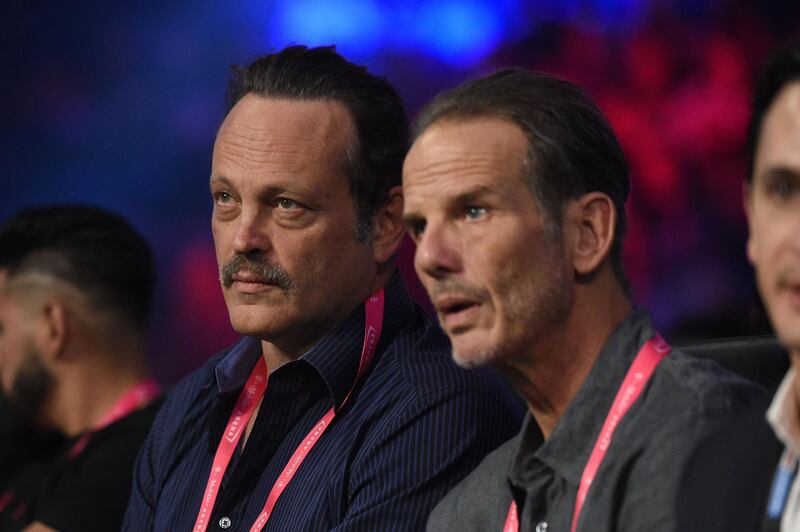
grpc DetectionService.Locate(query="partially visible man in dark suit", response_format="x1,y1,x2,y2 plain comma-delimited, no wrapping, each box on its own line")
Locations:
744,38,800,531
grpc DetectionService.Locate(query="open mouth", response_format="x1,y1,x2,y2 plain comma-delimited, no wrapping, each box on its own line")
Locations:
443,301,476,314
787,283,800,307
435,296,481,330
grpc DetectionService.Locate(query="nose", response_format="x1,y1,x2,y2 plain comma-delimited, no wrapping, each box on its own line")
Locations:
232,206,272,256
414,220,462,281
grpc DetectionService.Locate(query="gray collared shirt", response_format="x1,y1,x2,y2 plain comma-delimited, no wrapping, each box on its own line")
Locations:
428,309,775,532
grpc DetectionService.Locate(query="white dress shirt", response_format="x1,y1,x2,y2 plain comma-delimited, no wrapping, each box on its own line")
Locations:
767,368,800,532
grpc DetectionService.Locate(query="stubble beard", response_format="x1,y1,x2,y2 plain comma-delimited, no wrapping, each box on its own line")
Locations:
450,251,572,370
2,342,54,430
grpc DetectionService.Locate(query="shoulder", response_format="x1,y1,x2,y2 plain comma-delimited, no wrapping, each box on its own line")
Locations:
89,398,164,455
142,346,230,454
163,348,228,405
31,402,169,532
619,348,774,500
649,348,767,420
427,435,518,531
648,352,782,531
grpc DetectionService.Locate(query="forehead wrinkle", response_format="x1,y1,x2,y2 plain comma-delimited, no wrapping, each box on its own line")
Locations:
217,127,325,164
407,159,506,191
407,120,527,186
215,97,353,173
405,145,524,197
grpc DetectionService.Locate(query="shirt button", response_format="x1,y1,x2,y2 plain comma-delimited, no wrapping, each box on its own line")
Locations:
535,522,548,532
219,517,232,529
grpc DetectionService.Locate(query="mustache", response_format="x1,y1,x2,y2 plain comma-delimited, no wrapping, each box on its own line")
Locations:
220,253,295,293
429,279,488,303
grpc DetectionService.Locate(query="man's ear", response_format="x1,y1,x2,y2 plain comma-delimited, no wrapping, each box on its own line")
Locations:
743,182,757,265
568,192,617,275
371,185,406,264
32,299,69,362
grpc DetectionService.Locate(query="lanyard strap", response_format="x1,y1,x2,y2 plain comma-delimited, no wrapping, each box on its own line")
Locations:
504,334,670,532
194,290,385,532
67,378,160,458
767,449,798,519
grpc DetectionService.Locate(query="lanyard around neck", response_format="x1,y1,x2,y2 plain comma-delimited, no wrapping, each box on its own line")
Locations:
67,378,160,459
504,334,671,532
193,290,385,532
767,449,798,519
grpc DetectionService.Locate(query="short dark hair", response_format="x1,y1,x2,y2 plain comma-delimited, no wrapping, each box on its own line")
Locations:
0,204,155,332
226,45,409,242
415,68,631,287
747,38,800,182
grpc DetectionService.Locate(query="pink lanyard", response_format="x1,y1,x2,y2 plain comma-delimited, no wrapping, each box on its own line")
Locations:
193,290,385,532
504,334,671,532
67,378,161,458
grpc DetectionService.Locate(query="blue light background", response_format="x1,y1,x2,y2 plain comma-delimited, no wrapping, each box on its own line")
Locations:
2,0,797,382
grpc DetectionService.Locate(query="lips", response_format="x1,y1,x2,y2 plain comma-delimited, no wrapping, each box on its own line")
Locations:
434,295,481,332
231,272,272,284
786,283,800,308
230,272,279,294
776,268,800,303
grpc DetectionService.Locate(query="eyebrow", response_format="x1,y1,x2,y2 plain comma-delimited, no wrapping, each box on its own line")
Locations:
758,166,800,185
401,184,501,226
209,175,233,191
456,185,498,204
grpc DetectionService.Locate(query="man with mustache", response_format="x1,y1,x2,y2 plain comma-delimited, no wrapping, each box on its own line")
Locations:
744,39,800,531
0,204,161,532
123,45,520,531
402,69,773,531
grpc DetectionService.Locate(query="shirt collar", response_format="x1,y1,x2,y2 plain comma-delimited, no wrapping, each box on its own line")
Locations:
509,308,654,488
213,271,415,410
767,367,800,456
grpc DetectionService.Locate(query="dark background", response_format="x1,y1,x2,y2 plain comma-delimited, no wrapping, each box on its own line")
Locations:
2,0,798,384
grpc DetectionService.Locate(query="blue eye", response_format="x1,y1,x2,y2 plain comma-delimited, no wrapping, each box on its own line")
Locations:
465,206,487,220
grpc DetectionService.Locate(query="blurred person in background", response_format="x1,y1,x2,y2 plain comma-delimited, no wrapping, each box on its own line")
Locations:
403,68,775,532
0,204,162,532
745,38,800,532
122,45,521,532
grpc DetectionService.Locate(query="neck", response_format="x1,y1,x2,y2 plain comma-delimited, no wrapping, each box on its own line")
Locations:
499,279,631,439
44,343,149,437
259,269,392,372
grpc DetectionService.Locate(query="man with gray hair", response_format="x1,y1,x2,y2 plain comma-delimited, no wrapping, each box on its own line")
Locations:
403,68,774,531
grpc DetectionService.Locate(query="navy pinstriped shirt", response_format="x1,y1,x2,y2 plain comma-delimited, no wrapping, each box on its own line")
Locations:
122,274,523,531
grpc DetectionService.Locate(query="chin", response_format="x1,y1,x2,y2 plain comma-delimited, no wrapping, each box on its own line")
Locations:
451,341,501,368
768,303,800,355
773,323,800,357
227,310,280,338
